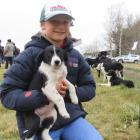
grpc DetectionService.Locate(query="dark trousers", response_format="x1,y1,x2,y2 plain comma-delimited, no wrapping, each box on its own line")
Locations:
5,57,13,69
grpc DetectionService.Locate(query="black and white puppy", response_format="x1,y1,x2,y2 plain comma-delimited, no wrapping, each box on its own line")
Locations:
25,45,78,140
106,70,134,88
85,57,99,68
97,69,134,88
96,61,124,83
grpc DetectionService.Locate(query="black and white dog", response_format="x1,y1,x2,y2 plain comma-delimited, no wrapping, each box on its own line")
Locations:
97,69,134,88
24,45,78,140
85,57,99,68
85,51,110,68
96,61,124,83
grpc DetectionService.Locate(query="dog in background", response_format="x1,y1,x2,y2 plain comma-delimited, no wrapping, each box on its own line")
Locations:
24,45,78,140
107,69,134,88
85,51,123,82
96,61,124,83
97,69,134,88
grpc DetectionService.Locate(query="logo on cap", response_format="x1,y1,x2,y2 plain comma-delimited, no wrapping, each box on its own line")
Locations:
50,5,68,12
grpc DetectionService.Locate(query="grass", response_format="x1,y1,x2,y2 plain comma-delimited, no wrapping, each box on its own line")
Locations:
0,63,140,140
84,86,139,140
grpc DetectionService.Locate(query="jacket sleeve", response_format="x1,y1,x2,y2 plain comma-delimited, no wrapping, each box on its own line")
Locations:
76,53,96,102
0,47,48,111
4,43,9,55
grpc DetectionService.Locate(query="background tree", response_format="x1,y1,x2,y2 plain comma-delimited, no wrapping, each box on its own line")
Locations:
105,3,124,56
105,3,140,56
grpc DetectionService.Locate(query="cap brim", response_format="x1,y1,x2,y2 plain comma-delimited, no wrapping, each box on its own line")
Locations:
45,12,75,21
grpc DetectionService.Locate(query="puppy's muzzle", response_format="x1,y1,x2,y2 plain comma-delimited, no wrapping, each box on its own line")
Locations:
54,60,60,66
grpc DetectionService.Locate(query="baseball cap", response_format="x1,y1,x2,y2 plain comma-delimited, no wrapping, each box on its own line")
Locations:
40,1,74,22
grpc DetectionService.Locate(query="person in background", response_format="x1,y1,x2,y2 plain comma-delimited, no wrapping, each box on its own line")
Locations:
0,40,4,67
3,39,15,69
0,1,103,140
13,43,20,57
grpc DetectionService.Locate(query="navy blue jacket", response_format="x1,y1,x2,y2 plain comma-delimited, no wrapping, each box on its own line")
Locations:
0,33,96,139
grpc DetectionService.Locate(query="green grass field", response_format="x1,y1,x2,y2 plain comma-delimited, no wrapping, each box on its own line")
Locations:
0,63,140,140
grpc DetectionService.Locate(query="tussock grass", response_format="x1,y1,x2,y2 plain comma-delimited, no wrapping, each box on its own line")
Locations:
0,63,140,140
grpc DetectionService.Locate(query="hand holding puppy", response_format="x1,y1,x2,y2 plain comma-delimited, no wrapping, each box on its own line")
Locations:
56,76,68,97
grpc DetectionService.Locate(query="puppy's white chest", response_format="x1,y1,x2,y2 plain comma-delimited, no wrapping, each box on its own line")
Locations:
48,69,65,83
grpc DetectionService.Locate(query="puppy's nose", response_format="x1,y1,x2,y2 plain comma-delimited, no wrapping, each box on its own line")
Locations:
55,60,60,65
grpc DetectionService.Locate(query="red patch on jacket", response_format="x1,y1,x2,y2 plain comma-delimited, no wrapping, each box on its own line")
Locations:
25,91,32,97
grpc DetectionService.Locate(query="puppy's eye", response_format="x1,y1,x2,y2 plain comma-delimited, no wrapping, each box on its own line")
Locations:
56,50,62,55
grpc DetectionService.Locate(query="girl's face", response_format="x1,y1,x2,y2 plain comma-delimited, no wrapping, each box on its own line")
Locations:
41,15,72,44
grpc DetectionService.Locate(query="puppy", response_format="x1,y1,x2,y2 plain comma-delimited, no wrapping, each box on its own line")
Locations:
97,62,124,83
97,70,134,88
106,70,134,88
24,45,78,140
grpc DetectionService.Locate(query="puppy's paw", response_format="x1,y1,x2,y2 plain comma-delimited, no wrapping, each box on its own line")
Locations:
60,111,70,119
62,113,70,119
71,95,78,104
69,87,78,104
69,91,78,104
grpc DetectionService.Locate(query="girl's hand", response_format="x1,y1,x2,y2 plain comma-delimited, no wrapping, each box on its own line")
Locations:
56,76,68,97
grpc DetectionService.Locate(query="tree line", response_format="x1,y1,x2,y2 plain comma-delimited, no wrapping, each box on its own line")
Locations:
84,3,140,57
105,3,140,56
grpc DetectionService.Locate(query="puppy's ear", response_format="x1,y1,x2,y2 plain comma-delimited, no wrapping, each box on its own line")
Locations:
35,50,44,67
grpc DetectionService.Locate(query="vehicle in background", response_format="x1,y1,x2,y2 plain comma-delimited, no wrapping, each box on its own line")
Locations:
112,55,126,63
112,54,140,63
